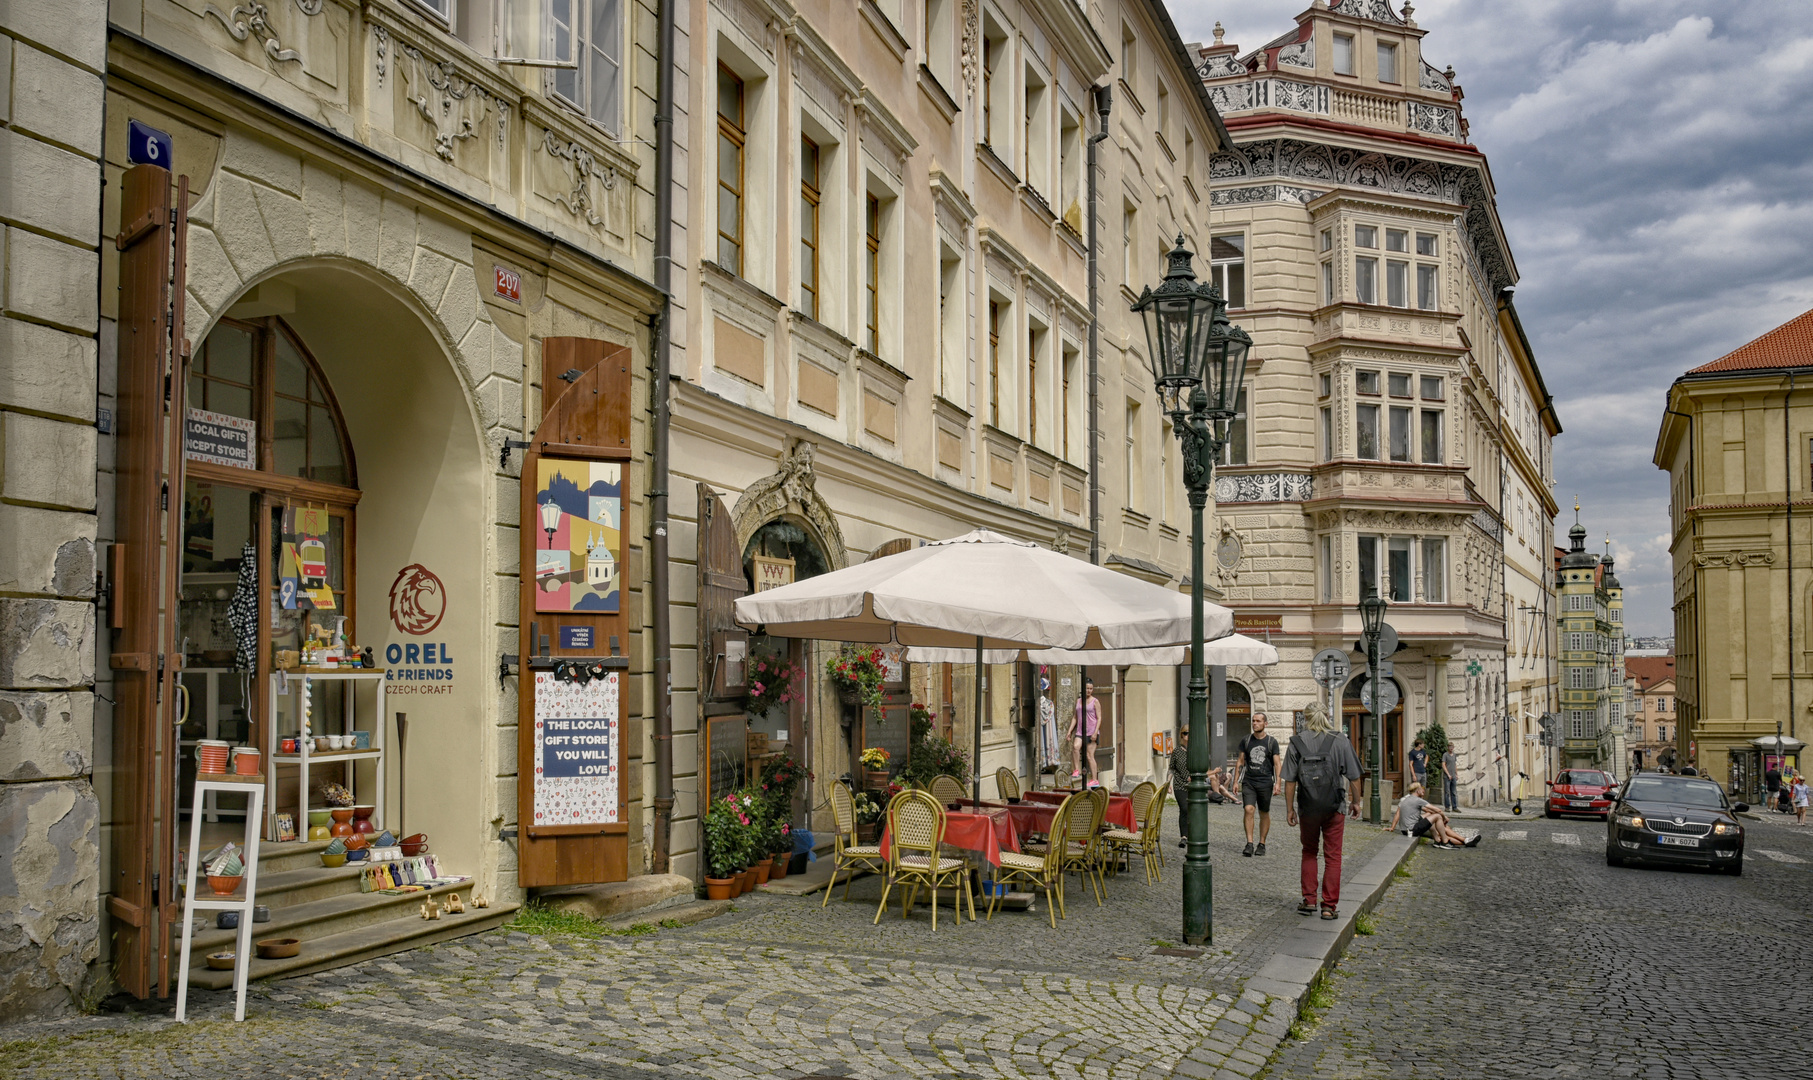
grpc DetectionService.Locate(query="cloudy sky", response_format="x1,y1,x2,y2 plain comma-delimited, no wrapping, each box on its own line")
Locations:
1172,0,1813,635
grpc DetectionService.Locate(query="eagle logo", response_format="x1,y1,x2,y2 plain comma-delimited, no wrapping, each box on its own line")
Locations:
389,564,446,636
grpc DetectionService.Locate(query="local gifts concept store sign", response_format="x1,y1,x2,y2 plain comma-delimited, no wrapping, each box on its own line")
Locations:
532,669,620,826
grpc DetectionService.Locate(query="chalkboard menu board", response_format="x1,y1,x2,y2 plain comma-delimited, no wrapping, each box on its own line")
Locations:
704,714,747,808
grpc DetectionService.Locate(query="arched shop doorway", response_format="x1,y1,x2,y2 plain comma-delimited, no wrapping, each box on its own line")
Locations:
165,261,490,902
1343,673,1406,797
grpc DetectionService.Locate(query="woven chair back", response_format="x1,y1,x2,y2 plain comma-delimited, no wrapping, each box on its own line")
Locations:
1042,795,1077,874
996,767,1021,800
931,775,966,806
829,780,856,841
1067,789,1102,842
889,789,948,868
1127,781,1157,829
1147,783,1171,832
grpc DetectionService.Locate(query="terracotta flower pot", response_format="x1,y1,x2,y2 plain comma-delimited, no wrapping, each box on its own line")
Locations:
769,854,789,880
857,821,880,845
753,860,771,885
739,868,755,894
329,807,355,838
207,874,243,896
864,769,890,791
705,877,735,901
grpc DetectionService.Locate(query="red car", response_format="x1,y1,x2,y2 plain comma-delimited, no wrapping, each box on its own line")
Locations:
1546,769,1618,820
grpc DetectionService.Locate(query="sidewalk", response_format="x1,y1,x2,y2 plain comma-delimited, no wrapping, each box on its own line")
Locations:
2,804,1418,1080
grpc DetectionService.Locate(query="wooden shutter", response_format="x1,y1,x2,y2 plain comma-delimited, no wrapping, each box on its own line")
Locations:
109,165,189,998
517,337,632,888
696,484,748,816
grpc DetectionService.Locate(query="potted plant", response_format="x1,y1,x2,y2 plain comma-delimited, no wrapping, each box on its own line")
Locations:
770,820,793,878
744,789,776,885
703,794,748,900
897,703,973,792
852,790,884,844
859,746,891,791
744,654,803,719
826,645,888,710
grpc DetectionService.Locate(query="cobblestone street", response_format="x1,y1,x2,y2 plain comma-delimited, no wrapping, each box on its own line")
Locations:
1263,811,1813,1079
3,807,1384,1080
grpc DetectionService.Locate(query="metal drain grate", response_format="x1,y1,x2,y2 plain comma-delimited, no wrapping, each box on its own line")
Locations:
1151,947,1204,958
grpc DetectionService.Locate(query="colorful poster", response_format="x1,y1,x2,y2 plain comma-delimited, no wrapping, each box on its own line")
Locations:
532,670,620,827
534,459,621,613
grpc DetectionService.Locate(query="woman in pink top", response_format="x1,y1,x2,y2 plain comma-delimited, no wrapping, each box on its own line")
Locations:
1071,679,1102,787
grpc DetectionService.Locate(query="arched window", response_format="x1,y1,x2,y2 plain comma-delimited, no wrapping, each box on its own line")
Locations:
189,318,355,487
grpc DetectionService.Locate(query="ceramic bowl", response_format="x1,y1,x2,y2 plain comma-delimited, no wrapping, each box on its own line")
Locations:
206,874,243,896
320,852,347,868
216,911,240,930
206,952,236,971
307,809,331,826
256,938,300,959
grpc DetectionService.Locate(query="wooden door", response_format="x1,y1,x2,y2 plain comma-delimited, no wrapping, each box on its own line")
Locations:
517,337,632,887
109,164,189,998
695,484,749,828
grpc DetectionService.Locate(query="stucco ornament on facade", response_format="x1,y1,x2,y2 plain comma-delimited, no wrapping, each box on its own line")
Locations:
1275,32,1314,69
203,0,321,66
730,440,848,570
1420,59,1453,92
401,45,503,161
1214,472,1313,503
540,130,617,227
1199,53,1248,80
1331,0,1407,24
1693,551,1776,567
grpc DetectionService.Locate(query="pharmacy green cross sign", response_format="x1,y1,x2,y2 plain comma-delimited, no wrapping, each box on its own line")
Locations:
1465,660,1483,677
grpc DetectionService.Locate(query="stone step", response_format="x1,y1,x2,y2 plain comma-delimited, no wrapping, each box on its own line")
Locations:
256,838,338,875
185,901,520,990
188,862,368,915
185,877,477,957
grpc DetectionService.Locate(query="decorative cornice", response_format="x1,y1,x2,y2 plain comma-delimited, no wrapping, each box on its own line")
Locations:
1213,472,1313,504
1694,551,1776,567
204,0,320,67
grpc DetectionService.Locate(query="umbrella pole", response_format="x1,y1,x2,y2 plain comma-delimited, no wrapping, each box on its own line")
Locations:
974,636,984,809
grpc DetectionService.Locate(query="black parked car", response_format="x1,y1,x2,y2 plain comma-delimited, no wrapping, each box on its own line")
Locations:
1605,773,1748,875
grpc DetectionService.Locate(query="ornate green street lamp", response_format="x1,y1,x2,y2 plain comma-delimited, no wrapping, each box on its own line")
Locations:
1360,585,1389,824
1134,235,1252,946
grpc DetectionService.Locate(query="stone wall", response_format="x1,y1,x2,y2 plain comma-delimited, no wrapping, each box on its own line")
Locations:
0,0,105,1019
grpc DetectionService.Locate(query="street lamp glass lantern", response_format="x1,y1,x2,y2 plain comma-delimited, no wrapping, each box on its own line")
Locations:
1360,585,1388,639
1133,236,1222,415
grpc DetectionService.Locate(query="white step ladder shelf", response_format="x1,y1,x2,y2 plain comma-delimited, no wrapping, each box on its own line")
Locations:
175,776,266,1023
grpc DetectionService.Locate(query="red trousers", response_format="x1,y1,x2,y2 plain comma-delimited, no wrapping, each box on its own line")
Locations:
1298,810,1347,908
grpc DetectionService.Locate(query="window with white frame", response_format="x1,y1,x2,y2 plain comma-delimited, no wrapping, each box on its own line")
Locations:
799,137,821,320
1211,234,1246,309
1358,535,1412,602
1122,203,1136,285
924,0,955,88
1125,400,1143,513
1062,343,1079,462
550,0,623,133
1060,108,1082,226
1320,534,1334,602
1321,260,1335,306
1320,406,1333,461
1376,40,1399,83
938,241,963,396
864,193,881,353
1024,63,1050,194
981,15,1010,153
1333,31,1355,75
1356,403,1380,459
1356,255,1378,304
1218,389,1248,466
1421,538,1445,601
1569,711,1586,739
716,65,747,275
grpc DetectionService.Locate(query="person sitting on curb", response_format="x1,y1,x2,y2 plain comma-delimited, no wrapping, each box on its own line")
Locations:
1388,782,1477,847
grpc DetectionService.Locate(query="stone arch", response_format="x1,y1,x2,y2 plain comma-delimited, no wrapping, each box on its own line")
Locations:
730,438,849,571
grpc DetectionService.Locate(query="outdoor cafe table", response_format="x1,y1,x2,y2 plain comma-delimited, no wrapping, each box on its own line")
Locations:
1018,790,1138,831
879,807,1020,867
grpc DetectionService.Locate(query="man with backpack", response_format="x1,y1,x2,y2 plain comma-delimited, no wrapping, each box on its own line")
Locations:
1282,702,1366,920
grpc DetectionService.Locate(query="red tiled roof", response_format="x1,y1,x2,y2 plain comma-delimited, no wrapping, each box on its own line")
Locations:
1626,656,1675,691
1688,307,1813,374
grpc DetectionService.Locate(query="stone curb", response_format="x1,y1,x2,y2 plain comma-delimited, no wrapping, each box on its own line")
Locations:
1168,832,1418,1080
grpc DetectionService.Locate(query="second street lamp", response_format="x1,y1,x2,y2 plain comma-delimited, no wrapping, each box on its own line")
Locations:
1359,586,1388,824
1133,235,1252,946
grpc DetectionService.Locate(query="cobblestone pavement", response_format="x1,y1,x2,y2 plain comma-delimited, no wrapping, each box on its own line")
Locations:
1262,815,1813,1080
2,805,1385,1080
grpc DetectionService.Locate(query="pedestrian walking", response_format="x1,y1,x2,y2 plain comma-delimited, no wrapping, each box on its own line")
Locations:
1765,764,1784,813
1071,678,1102,788
1407,738,1429,792
1283,703,1365,920
1238,713,1282,857
1793,774,1809,826
1441,746,1458,810
1169,729,1191,847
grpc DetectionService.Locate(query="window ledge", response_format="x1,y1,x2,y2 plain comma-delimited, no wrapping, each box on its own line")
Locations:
919,64,961,123
977,142,1020,188
1155,130,1176,163
1117,78,1145,116
860,0,910,62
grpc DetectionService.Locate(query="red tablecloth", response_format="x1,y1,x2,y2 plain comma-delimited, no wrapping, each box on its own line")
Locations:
1006,793,1136,832
880,809,1020,868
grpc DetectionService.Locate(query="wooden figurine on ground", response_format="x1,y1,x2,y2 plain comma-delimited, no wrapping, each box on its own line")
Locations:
443,893,465,915
472,894,490,909
420,897,440,920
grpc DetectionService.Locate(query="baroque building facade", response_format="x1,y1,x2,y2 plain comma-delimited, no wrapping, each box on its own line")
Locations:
1554,522,1625,771
1188,0,1557,805
1655,306,1813,795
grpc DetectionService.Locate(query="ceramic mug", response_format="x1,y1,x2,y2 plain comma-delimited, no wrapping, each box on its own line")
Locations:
281,737,297,754
328,735,345,750
315,736,332,753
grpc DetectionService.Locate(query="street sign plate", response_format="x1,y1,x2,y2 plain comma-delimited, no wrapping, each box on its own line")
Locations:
1375,660,1394,679
1377,624,1398,658
1360,679,1400,713
1311,648,1350,688
127,120,173,168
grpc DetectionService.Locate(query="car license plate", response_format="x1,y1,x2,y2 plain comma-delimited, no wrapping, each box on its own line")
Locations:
1570,800,1591,808
1657,835,1700,847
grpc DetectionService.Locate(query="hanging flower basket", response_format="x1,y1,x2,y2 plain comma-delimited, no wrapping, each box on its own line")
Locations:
827,645,888,711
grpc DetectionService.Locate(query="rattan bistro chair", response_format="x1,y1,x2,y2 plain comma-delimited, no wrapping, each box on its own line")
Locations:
995,767,1022,801
930,774,966,806
1023,787,1106,907
989,793,1073,926
1104,781,1166,884
874,788,975,929
822,780,887,908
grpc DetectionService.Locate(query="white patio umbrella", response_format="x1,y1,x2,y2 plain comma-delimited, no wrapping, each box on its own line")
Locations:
734,528,1236,806
903,633,1280,668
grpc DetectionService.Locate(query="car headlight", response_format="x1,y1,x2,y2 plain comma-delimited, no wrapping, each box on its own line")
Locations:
1616,814,1644,828
1713,822,1740,836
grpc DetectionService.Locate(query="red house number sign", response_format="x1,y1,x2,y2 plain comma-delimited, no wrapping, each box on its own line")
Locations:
494,265,522,304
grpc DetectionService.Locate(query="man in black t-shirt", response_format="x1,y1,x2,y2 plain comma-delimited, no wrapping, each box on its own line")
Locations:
1238,713,1283,856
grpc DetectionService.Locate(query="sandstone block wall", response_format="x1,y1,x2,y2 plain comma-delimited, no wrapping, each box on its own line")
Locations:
0,0,105,1020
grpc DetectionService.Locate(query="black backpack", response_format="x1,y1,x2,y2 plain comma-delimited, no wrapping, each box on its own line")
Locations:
1290,732,1345,818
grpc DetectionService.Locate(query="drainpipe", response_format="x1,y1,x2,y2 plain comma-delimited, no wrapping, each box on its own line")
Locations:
1086,85,1111,565
649,0,678,874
